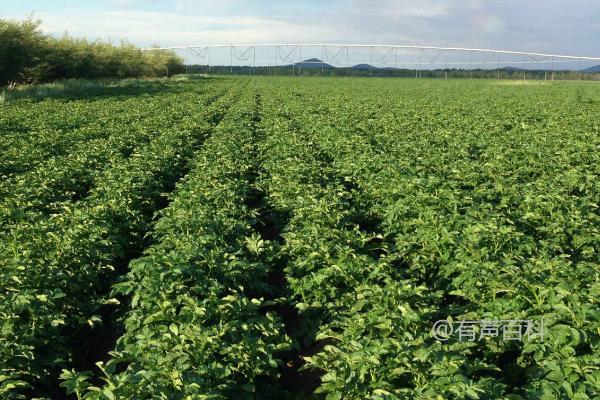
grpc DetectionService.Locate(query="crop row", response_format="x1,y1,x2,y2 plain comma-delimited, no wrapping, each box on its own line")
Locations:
256,78,599,399
0,84,228,231
2,76,598,399
0,79,246,399
61,88,291,399
317,88,599,399
255,88,435,400
0,80,214,178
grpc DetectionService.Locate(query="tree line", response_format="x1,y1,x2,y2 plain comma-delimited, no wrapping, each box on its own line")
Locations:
187,65,600,81
0,17,184,86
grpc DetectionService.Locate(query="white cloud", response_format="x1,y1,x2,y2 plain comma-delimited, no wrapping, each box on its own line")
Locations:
352,0,450,18
32,10,336,46
5,1,600,57
388,3,450,18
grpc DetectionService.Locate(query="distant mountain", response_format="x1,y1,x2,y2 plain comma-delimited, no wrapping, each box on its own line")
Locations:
583,65,600,72
287,59,396,70
290,58,335,69
280,60,598,72
351,63,379,70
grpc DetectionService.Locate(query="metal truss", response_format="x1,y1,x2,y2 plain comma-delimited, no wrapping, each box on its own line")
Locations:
145,44,600,75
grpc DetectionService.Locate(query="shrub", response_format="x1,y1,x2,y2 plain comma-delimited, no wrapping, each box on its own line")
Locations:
0,17,184,86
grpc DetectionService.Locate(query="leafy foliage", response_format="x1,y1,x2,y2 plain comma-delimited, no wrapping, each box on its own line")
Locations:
0,17,184,86
254,77,599,399
69,89,291,400
1,76,598,399
0,78,244,398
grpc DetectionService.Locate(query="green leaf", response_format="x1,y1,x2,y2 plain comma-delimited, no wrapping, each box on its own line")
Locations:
35,294,48,302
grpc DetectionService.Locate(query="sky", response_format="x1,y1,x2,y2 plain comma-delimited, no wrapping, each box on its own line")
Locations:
3,0,600,67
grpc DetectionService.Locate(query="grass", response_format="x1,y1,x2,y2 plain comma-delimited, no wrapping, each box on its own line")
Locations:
0,74,209,104
2,73,597,105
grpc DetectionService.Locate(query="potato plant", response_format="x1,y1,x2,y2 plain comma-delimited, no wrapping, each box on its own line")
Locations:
1,76,598,400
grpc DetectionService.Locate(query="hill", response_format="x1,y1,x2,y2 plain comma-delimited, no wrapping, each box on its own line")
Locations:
351,63,379,70
583,65,600,72
290,58,335,68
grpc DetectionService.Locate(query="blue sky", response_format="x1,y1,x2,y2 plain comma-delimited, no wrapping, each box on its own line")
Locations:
3,0,600,60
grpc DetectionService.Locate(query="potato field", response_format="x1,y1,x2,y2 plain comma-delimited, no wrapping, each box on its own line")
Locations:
0,76,599,399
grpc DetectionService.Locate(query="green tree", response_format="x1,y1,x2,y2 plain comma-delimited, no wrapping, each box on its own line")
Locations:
0,17,46,85
0,17,185,86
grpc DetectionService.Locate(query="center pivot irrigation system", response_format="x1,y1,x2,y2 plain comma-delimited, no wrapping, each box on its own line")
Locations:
146,44,600,78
